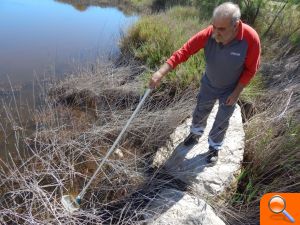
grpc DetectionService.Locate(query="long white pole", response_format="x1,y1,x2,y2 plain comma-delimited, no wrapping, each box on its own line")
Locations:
76,88,152,203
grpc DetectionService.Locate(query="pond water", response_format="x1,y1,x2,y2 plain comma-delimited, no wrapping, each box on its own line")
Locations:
0,0,138,85
0,0,138,160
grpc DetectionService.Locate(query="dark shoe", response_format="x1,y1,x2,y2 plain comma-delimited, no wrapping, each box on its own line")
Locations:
206,146,219,164
183,133,201,146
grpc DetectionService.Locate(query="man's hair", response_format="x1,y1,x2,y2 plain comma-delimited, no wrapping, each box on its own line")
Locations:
213,2,241,25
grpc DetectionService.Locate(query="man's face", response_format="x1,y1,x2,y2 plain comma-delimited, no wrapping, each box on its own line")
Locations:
212,17,238,44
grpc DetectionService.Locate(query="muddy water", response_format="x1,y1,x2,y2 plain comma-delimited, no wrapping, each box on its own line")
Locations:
0,0,138,160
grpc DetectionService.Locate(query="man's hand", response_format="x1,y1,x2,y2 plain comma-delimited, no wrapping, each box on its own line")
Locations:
149,71,163,89
148,63,172,89
226,82,245,106
225,92,239,106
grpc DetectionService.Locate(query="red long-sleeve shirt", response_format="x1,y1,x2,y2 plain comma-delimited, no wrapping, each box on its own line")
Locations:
166,21,261,88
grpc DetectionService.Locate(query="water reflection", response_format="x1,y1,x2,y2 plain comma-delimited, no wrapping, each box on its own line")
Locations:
0,0,138,85
0,0,138,159
72,4,88,11
55,0,136,15
56,0,89,11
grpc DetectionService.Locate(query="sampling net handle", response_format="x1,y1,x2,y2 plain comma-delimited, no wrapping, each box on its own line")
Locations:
77,88,152,200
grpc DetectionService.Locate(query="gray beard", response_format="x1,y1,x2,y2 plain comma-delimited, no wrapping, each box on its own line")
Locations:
212,33,221,43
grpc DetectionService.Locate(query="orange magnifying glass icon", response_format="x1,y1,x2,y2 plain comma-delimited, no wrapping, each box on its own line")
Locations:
268,195,295,223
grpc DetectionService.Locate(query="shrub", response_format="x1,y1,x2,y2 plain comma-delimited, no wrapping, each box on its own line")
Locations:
120,6,207,89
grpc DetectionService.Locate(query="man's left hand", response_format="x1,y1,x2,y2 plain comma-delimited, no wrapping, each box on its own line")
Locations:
226,93,239,106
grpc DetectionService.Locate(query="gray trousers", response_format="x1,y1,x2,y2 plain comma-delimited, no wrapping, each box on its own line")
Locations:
191,75,236,150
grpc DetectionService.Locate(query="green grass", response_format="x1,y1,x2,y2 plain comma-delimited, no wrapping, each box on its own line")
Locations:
240,72,264,103
290,32,300,46
254,1,300,58
230,116,300,208
129,0,154,8
120,6,207,90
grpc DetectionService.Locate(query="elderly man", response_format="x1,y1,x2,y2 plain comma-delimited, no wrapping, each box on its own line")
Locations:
149,2,261,164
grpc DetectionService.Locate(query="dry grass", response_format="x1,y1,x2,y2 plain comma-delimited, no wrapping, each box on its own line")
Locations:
213,53,300,225
0,48,298,225
0,62,197,224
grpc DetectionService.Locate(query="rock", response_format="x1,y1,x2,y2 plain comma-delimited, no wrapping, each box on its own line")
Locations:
114,148,124,158
152,103,244,196
145,188,225,225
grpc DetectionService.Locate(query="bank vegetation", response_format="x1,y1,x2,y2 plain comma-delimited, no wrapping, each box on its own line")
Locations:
0,0,299,224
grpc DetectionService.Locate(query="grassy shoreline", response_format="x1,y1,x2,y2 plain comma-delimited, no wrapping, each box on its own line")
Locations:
0,1,298,224
118,2,300,224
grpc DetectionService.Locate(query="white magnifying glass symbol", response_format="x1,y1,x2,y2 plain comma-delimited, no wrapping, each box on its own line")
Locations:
268,195,295,223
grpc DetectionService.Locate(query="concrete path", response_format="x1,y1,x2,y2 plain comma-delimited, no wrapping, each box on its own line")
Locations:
147,103,244,224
